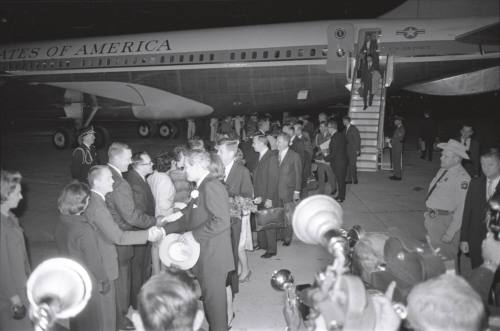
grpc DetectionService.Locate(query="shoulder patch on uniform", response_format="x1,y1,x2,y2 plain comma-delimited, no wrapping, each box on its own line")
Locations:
461,181,469,190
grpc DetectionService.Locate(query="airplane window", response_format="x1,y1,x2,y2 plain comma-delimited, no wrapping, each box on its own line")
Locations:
252,51,257,59
42,62,47,69
286,50,291,58
298,49,304,57
199,54,204,61
124,58,129,65
209,54,214,61
189,54,194,62
230,52,235,60
142,57,147,64
310,49,316,56
66,61,71,67
49,62,55,68
99,59,103,66
160,56,165,63
274,50,280,58
179,55,184,62
34,62,39,69
322,48,328,56
263,51,268,58
170,55,175,63
241,52,246,60
107,58,111,66
133,57,137,64
150,57,155,63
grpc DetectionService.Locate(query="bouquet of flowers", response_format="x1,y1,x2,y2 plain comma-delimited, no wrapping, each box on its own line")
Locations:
229,196,258,219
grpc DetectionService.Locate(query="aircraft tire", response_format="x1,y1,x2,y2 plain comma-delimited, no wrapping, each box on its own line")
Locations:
52,127,74,150
137,122,152,138
94,126,110,149
158,122,172,139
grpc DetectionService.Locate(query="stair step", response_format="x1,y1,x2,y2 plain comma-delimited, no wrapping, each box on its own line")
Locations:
350,104,380,110
358,153,378,162
357,126,379,133
361,140,378,147
350,112,380,119
351,99,381,106
352,119,379,126
361,146,378,154
360,132,378,140
351,95,381,101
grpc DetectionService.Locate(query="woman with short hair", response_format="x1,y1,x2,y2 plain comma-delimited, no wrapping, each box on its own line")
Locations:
0,170,32,330
55,181,114,331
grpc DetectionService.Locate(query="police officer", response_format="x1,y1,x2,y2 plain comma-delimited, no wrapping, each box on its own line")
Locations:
389,115,405,180
70,126,100,183
424,139,471,261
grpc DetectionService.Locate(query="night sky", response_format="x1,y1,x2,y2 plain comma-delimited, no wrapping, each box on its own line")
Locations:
0,0,403,43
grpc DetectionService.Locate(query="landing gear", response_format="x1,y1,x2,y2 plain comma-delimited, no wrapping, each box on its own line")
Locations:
158,122,179,139
52,127,76,150
137,121,153,138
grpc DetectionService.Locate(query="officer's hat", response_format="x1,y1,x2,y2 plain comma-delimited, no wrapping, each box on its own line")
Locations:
78,126,95,138
437,139,469,160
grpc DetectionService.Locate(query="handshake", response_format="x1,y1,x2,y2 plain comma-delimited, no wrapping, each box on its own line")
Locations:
147,226,166,242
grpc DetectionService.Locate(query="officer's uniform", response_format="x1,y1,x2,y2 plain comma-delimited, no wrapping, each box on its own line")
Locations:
425,164,470,260
71,127,100,183
391,122,405,179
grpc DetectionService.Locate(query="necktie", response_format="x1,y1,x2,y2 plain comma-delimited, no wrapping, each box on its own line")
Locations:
487,180,495,200
426,170,448,202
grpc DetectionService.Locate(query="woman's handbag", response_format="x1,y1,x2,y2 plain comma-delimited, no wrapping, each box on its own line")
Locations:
254,207,285,231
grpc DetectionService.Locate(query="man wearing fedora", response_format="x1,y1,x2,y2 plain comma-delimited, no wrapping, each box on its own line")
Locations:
389,116,405,181
424,139,471,261
71,125,100,183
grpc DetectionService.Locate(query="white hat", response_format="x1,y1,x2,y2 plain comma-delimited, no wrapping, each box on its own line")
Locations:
159,234,200,270
437,139,469,160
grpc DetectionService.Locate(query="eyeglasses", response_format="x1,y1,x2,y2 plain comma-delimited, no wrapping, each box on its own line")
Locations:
138,161,153,166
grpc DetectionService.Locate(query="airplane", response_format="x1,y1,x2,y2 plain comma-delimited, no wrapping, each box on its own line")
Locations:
0,0,499,150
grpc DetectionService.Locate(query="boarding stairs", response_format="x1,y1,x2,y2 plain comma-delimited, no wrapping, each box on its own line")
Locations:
347,55,393,172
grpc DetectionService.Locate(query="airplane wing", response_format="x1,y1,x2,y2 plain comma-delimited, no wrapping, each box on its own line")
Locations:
455,22,500,45
37,81,214,119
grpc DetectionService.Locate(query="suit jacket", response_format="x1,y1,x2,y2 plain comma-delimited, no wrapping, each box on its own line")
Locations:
71,144,100,182
124,169,155,217
253,149,279,206
290,136,306,164
392,125,406,147
460,176,500,267
345,125,361,155
164,176,234,277
459,137,481,177
55,214,108,283
325,131,348,167
85,191,149,276
278,149,302,203
225,161,254,199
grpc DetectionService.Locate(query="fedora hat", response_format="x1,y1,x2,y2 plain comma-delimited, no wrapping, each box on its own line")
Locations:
159,233,200,270
437,139,469,160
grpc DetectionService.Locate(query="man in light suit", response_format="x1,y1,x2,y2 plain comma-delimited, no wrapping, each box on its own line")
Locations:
105,143,157,329
277,133,302,248
343,116,361,184
85,166,164,331
217,137,253,324
163,150,234,331
253,135,280,257
460,149,500,268
125,151,156,309
325,121,348,203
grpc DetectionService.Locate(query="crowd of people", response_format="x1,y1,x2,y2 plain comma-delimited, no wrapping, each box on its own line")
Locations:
1,108,500,331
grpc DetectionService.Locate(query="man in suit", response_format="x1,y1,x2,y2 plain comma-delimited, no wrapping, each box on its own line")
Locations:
343,116,361,184
217,137,253,324
85,166,164,331
125,151,156,309
105,142,157,329
390,116,406,180
163,150,234,331
325,121,348,203
277,133,302,247
419,111,437,161
459,124,481,177
253,135,280,257
71,125,100,183
294,123,313,195
314,121,336,195
460,149,500,268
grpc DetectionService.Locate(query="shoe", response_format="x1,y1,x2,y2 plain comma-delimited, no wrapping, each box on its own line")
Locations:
282,240,291,246
353,180,358,184
261,252,276,258
363,105,368,110
228,313,235,329
335,198,345,203
239,270,252,283
345,181,352,184
389,176,402,181
253,245,263,251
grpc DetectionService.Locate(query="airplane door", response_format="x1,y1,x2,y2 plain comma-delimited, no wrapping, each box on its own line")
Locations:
326,23,355,75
